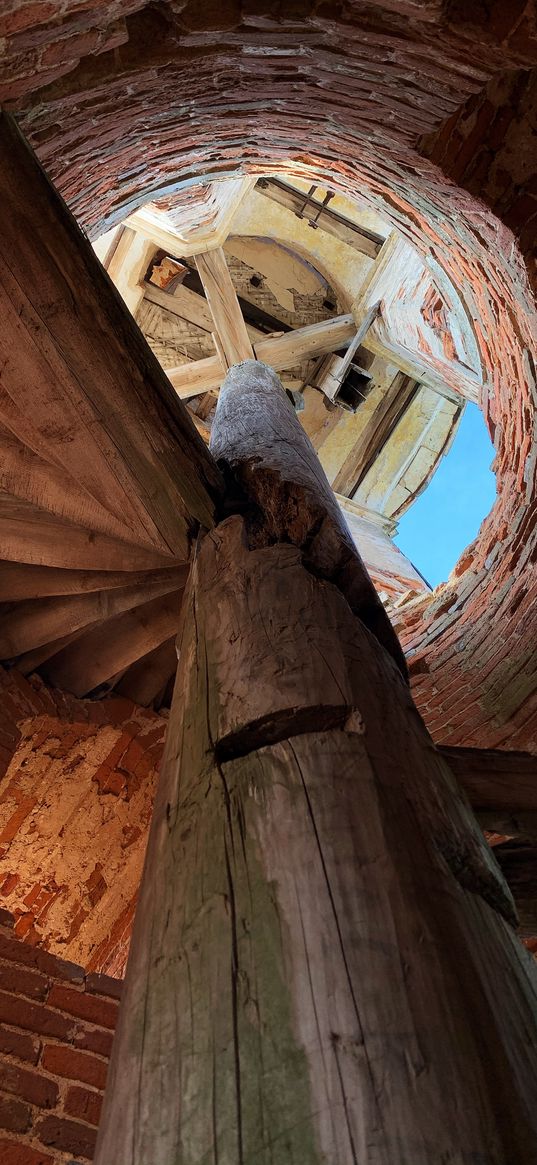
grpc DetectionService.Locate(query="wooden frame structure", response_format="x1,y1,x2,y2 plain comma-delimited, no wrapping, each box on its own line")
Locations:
1,113,537,1164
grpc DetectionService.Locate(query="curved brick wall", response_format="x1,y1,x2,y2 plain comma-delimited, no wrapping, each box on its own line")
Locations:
1,0,537,754
0,668,164,979
0,907,120,1164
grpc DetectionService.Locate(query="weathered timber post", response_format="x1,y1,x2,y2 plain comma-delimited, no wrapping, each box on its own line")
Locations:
96,362,537,1164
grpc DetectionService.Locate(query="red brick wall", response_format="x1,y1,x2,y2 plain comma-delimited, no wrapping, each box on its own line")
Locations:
0,667,165,978
0,3,534,766
0,908,120,1164
422,67,537,291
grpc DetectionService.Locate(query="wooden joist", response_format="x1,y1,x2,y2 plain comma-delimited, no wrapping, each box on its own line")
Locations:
332,372,419,496
195,248,254,366
256,177,385,258
440,745,537,840
0,112,222,566
0,567,186,658
42,591,183,697
167,313,357,397
115,637,178,706
0,495,177,573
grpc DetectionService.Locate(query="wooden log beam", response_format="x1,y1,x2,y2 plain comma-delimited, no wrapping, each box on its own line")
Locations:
42,590,183,697
332,372,419,496
253,312,356,369
167,313,357,398
493,843,537,936
440,745,537,840
96,362,537,1165
0,566,186,659
210,360,407,676
195,247,254,367
0,112,222,564
256,177,384,258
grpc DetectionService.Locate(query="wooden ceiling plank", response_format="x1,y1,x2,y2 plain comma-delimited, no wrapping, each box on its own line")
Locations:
167,313,357,398
0,561,188,602
115,637,179,706
0,567,186,659
0,113,222,561
0,494,180,573
195,247,254,367
42,591,184,696
256,178,384,258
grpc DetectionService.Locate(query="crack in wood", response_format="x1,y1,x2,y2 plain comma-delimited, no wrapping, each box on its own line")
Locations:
215,703,360,763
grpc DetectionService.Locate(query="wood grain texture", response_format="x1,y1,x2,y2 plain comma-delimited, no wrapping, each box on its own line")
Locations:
0,562,187,601
96,515,537,1165
0,112,222,556
167,314,357,397
441,745,537,840
195,248,254,366
42,590,184,697
210,359,407,676
0,113,223,702
0,567,185,657
0,495,176,572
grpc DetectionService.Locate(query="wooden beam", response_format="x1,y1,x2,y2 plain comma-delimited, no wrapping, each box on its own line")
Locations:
332,372,419,496
125,207,223,259
167,313,357,398
42,590,183,696
0,112,222,566
256,177,384,258
115,637,178,707
0,561,187,602
350,232,481,405
0,494,177,573
210,360,406,676
195,248,254,367
0,566,186,659
441,745,537,840
144,281,214,331
312,301,380,407
493,843,537,936
365,327,480,405
254,313,356,369
167,353,225,398
96,360,537,1165
143,281,264,344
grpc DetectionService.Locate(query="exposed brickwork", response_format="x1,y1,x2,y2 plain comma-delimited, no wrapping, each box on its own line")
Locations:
0,667,165,977
0,910,120,1163
0,12,535,1129
422,67,537,291
0,3,533,775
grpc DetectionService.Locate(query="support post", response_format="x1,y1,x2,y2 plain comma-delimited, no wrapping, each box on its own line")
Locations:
96,362,537,1165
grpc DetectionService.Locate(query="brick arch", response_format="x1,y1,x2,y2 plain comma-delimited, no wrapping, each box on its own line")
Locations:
3,0,537,750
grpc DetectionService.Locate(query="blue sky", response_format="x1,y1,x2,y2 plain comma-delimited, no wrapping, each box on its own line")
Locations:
394,403,496,589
